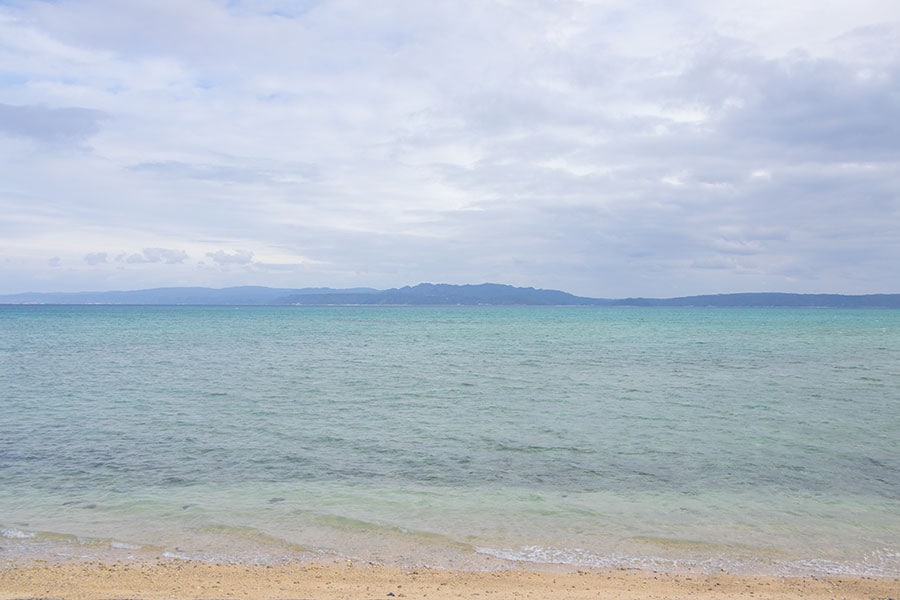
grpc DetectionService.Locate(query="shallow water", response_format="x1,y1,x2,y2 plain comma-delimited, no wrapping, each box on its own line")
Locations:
1,305,898,574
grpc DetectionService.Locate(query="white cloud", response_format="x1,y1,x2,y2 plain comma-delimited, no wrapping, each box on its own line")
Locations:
124,248,189,264
207,249,254,265
84,252,108,265
0,0,898,295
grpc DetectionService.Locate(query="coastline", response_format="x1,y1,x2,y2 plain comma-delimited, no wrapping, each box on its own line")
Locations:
2,559,898,600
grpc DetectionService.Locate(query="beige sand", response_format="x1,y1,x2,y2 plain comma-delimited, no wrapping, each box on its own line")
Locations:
1,560,897,600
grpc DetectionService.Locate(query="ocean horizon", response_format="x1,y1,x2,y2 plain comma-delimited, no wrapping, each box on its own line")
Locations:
2,305,898,576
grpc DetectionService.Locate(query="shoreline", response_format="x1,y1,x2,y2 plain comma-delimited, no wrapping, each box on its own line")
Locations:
2,559,898,600
4,525,899,580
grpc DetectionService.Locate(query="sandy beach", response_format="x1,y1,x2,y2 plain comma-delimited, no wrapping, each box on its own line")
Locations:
1,560,897,600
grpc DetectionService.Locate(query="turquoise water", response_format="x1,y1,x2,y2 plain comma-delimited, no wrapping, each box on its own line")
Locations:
1,305,898,575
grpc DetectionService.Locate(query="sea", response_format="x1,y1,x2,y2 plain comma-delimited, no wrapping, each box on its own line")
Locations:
1,305,898,576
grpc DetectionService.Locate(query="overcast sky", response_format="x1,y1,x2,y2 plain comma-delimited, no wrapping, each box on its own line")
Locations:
1,0,898,297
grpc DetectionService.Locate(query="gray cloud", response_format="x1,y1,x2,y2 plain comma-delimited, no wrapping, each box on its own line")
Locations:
714,56,900,160
0,104,107,143
207,249,254,265
0,1,898,296
84,252,108,265
124,248,189,264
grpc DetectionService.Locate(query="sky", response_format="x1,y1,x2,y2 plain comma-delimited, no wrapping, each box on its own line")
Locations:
1,0,899,297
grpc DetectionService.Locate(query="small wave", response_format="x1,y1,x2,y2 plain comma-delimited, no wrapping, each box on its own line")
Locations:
475,545,900,577
194,523,311,552
784,548,900,578
478,545,697,570
1,527,35,539
476,545,611,566
311,513,469,550
475,545,771,574
110,541,142,550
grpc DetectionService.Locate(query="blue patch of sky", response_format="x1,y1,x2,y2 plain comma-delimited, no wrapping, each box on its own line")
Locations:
382,31,416,52
0,0,61,6
0,72,29,86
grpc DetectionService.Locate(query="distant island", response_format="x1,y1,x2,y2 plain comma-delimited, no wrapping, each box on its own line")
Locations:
2,283,900,308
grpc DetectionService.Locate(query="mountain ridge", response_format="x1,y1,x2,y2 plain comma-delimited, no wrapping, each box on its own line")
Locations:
2,283,900,307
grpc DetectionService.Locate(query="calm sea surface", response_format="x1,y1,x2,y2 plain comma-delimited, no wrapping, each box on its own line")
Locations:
1,305,898,575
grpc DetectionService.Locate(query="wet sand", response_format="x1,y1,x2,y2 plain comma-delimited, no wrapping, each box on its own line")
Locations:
1,560,897,600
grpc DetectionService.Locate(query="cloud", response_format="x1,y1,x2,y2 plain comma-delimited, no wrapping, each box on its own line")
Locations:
123,248,189,264
0,1,898,296
0,103,107,143
84,252,108,265
129,160,319,184
712,55,900,160
207,249,254,265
